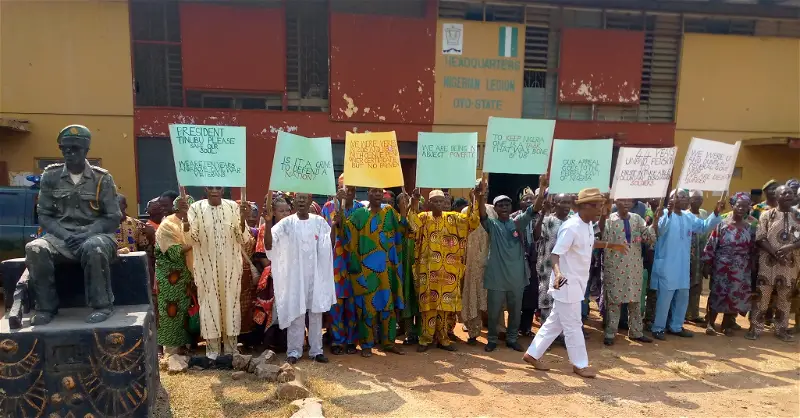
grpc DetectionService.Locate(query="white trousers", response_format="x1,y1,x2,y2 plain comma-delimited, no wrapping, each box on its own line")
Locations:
287,311,323,359
206,335,238,359
526,300,589,369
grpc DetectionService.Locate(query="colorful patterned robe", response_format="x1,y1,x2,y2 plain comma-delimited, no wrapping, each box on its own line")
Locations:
601,212,657,305
407,209,480,313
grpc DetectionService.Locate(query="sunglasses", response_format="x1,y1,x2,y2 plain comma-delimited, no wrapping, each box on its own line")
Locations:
58,145,84,153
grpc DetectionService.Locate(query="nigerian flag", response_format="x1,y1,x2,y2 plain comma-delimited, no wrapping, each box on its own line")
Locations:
498,26,518,58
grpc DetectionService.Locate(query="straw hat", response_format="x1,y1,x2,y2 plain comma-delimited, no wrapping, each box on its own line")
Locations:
575,188,605,204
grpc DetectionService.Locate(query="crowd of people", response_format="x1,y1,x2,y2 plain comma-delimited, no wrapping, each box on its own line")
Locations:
118,175,799,379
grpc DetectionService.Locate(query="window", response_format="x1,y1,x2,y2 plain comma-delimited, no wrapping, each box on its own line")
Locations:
131,1,184,107
185,91,283,110
286,0,330,112
332,0,426,17
684,17,756,35
439,1,523,23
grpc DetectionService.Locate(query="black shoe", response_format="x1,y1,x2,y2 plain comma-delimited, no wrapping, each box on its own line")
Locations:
467,337,478,346
313,354,329,363
86,308,113,324
631,335,653,343
417,344,430,352
30,312,54,326
506,341,524,352
603,337,614,346
484,342,497,352
286,356,298,364
437,344,457,352
652,331,666,341
403,336,419,346
346,344,358,355
667,329,694,338
331,346,344,355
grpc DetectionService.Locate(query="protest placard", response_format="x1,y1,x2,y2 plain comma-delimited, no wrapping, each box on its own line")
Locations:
269,131,335,196
549,138,613,194
677,137,741,192
483,117,555,174
343,131,404,188
169,124,246,187
610,147,677,199
416,132,478,189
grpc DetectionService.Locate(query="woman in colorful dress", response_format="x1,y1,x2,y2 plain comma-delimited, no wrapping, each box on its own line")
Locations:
701,192,756,336
251,194,293,352
237,201,260,345
154,195,196,355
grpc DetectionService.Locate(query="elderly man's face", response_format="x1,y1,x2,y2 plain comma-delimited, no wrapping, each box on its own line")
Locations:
59,137,89,166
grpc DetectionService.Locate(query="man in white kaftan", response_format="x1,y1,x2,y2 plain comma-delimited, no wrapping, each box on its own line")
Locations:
184,188,251,359
264,193,336,363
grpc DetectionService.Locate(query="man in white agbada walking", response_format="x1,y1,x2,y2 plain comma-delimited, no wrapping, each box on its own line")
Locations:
523,188,628,378
263,193,336,364
178,187,251,359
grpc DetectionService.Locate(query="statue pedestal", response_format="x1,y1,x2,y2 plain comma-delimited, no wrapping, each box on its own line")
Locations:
0,252,158,417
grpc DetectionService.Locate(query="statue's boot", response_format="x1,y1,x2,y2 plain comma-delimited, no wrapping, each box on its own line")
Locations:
31,312,55,326
86,307,113,324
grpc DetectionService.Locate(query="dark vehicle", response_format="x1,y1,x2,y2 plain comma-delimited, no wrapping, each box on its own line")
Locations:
0,180,40,261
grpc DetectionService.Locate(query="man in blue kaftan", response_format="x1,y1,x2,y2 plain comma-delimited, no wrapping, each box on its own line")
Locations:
650,189,722,340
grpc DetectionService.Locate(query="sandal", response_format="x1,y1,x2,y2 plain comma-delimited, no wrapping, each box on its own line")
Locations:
705,326,717,336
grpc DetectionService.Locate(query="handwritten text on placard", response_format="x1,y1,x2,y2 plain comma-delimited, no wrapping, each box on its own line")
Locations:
169,124,246,187
611,147,676,199
416,132,478,189
677,138,741,192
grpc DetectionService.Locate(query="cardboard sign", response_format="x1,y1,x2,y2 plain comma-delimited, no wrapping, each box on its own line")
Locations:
549,139,613,194
677,138,741,192
416,132,478,188
269,131,335,196
483,117,554,174
610,147,677,199
343,131,404,188
169,124,246,187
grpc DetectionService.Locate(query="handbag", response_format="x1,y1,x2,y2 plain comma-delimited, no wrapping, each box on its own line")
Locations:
187,292,201,334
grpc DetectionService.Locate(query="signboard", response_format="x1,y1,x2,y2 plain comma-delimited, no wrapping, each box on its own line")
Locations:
610,147,677,199
343,131,404,188
549,139,613,194
483,117,554,174
269,131,336,196
677,137,741,192
434,20,525,125
416,132,478,188
168,124,246,187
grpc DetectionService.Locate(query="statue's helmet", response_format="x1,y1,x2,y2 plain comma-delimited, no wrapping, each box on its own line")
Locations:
57,125,92,144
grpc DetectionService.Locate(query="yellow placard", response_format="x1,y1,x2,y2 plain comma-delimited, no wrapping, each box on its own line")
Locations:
343,131,404,188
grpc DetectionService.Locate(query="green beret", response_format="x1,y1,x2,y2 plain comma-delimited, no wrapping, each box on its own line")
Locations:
57,125,92,142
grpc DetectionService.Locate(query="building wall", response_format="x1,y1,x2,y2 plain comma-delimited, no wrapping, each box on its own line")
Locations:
330,9,435,124
0,1,136,208
674,34,800,208
434,20,525,125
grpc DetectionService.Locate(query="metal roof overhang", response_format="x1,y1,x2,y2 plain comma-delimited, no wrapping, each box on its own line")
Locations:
740,136,800,148
0,118,30,133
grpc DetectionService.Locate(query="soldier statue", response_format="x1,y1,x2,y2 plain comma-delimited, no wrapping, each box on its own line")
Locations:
24,125,122,325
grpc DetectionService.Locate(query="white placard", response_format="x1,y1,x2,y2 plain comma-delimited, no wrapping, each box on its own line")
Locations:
610,147,677,199
677,138,741,192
